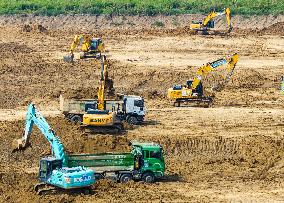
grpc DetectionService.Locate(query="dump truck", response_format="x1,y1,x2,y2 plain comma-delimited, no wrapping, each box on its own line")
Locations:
66,141,165,183
60,94,146,125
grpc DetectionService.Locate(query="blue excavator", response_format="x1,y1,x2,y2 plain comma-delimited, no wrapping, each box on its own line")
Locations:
13,104,95,195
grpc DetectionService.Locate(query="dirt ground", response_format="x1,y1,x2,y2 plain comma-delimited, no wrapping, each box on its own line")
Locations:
0,14,284,202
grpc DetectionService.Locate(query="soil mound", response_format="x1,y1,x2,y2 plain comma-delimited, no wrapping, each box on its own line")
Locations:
260,22,284,35
22,24,48,33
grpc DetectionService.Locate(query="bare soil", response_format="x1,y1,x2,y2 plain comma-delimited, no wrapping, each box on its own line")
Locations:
0,14,284,202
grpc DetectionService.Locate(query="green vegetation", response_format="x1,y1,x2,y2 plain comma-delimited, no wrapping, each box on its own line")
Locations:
0,0,283,16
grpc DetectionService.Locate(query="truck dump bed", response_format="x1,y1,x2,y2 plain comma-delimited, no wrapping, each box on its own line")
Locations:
60,95,124,114
66,153,134,173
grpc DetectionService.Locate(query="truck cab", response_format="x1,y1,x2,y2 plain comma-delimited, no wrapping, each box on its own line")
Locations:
132,142,165,182
39,157,95,189
122,95,146,124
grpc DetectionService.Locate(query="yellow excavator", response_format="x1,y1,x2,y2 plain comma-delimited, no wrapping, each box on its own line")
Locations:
167,53,238,107
63,34,105,62
190,8,232,34
82,55,123,133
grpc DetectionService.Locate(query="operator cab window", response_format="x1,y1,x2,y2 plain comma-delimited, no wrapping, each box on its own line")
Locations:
40,161,47,172
51,161,62,171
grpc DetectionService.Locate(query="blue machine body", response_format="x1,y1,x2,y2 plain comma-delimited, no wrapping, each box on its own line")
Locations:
22,104,95,189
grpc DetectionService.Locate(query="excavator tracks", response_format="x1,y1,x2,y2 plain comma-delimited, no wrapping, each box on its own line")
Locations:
34,183,92,195
34,183,57,195
81,123,124,135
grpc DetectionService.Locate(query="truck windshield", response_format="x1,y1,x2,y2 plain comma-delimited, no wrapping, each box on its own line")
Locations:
134,99,144,107
150,151,161,159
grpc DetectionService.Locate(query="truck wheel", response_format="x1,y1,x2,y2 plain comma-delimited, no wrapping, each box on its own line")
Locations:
70,115,82,124
119,174,132,183
142,172,155,183
127,116,138,125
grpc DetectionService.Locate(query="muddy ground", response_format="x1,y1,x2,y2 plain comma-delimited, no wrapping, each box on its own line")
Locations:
0,14,284,202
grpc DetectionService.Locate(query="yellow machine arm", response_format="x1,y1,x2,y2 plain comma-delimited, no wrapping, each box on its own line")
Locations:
225,8,232,29
202,8,232,31
191,53,238,90
97,55,107,110
69,35,92,54
202,11,218,26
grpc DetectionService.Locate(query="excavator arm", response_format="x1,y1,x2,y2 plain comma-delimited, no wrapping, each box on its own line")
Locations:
97,55,107,110
225,8,232,31
64,35,93,62
191,53,238,90
69,35,82,55
13,104,66,164
212,53,238,91
202,11,219,26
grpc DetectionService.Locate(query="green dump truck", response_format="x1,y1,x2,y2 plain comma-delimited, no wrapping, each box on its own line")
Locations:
66,141,165,183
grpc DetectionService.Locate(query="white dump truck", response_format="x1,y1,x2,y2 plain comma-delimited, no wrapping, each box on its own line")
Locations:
60,95,146,125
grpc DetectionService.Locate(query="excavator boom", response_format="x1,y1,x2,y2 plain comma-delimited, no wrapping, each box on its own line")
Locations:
191,53,238,91
97,55,107,110
202,11,218,26
13,104,66,164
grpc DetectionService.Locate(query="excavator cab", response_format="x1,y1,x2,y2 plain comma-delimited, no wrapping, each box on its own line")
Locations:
186,80,203,96
207,20,214,28
90,38,100,51
39,157,62,182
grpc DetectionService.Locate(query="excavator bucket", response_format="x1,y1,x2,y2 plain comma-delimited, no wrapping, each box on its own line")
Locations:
227,26,233,33
11,137,29,152
63,54,74,63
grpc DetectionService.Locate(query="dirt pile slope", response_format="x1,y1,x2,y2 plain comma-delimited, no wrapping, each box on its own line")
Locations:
260,22,284,35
